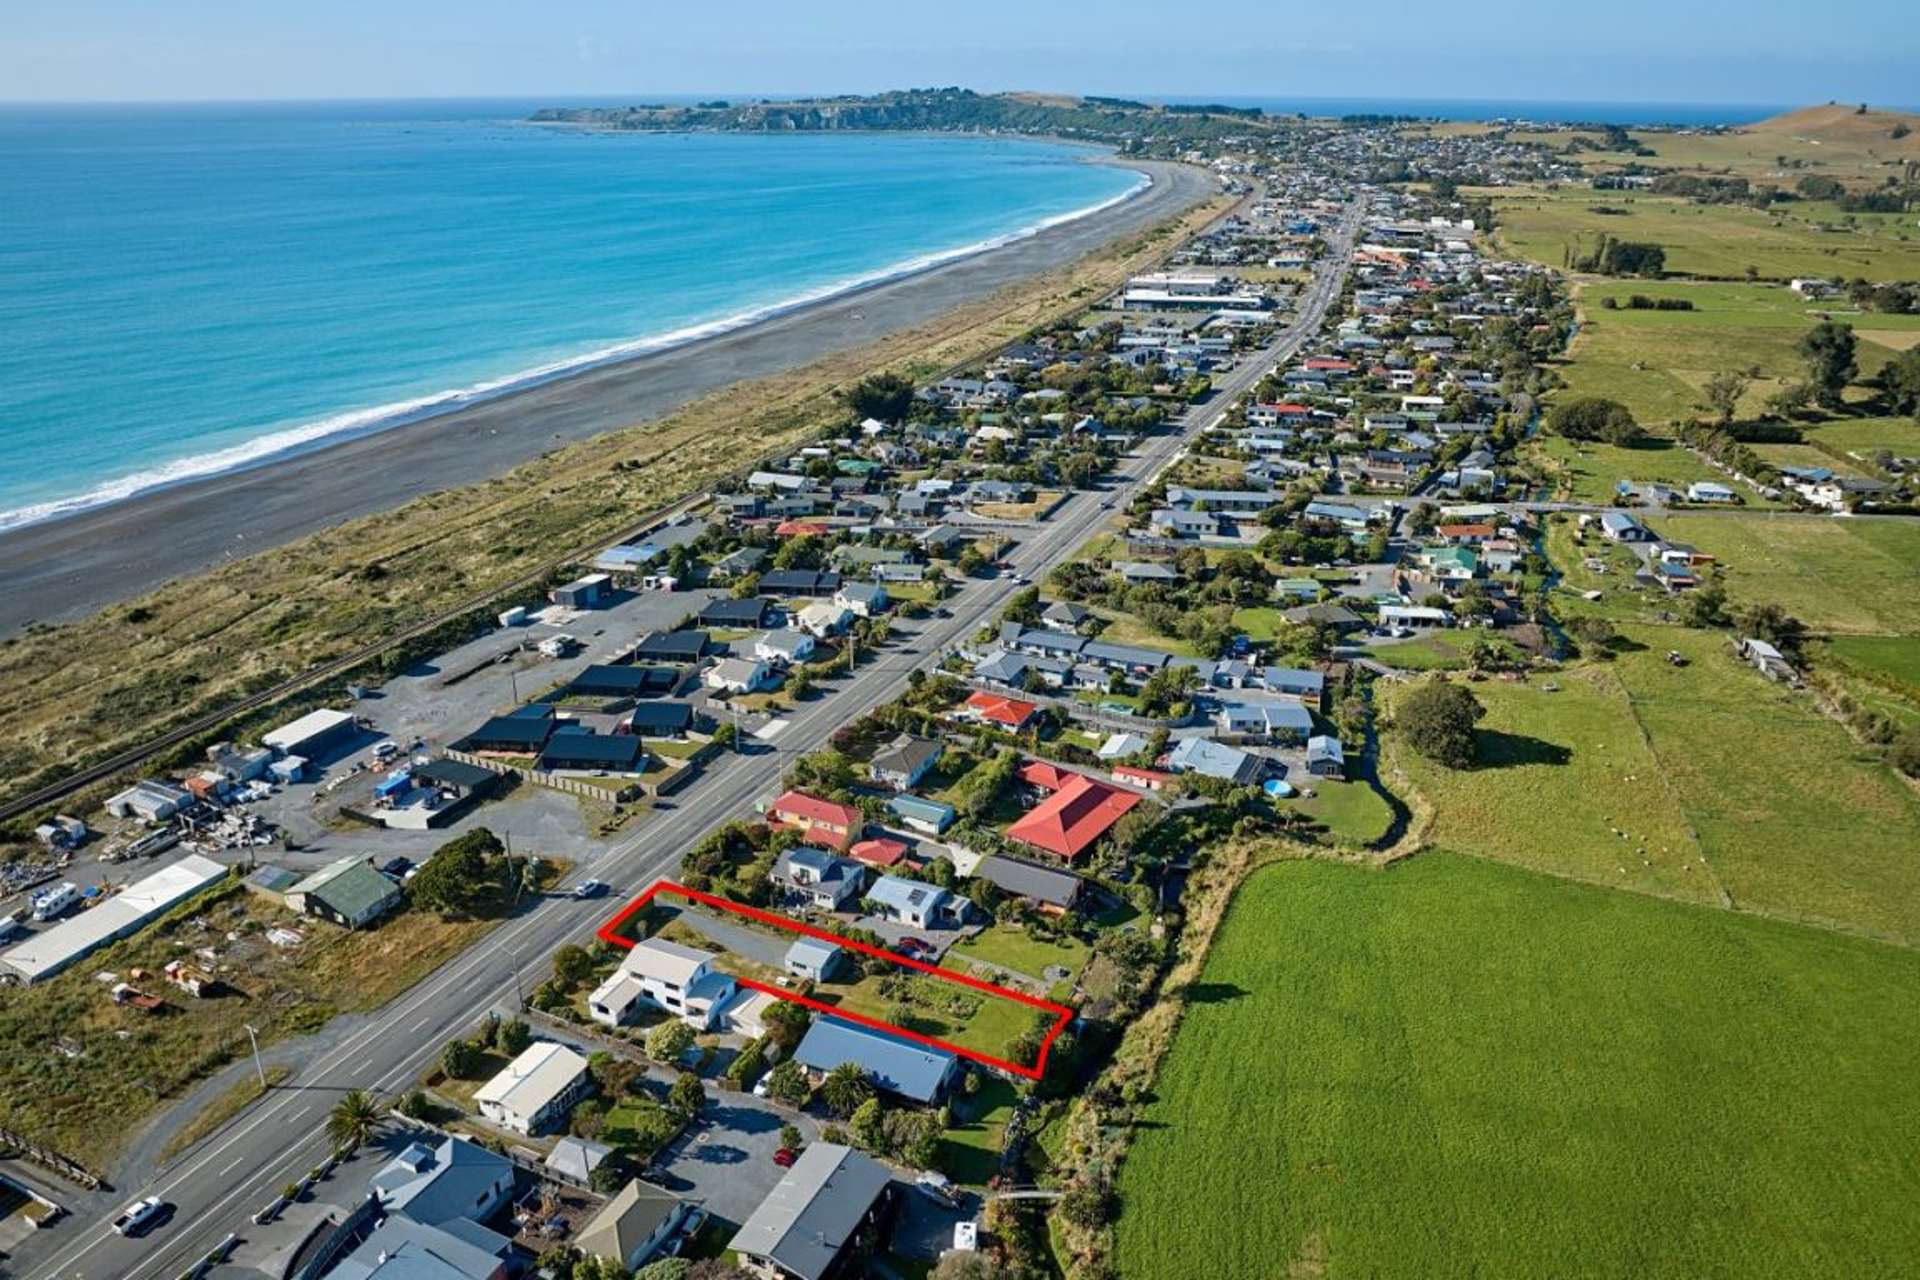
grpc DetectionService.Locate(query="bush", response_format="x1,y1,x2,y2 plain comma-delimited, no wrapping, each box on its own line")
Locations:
441,1039,484,1079
647,1020,696,1064
1547,396,1642,446
1397,680,1486,769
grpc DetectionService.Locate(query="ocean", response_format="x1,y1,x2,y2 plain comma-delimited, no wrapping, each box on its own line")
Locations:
0,101,1141,528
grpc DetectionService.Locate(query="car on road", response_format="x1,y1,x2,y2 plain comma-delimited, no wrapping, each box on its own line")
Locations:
571,879,610,899
113,1197,167,1237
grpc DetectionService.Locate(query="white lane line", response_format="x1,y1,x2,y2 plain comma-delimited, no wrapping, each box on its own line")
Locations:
220,1156,245,1176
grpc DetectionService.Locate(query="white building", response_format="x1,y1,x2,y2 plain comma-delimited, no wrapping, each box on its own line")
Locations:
589,937,739,1031
473,1040,592,1136
705,657,774,695
797,603,855,638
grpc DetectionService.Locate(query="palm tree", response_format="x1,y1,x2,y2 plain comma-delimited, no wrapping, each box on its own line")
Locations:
326,1089,381,1152
821,1062,874,1118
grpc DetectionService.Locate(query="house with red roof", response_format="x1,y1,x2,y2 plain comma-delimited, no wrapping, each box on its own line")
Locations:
1005,771,1141,861
962,691,1039,731
1434,522,1496,545
1111,764,1175,793
1248,401,1312,428
849,837,910,870
768,790,863,852
1017,761,1075,792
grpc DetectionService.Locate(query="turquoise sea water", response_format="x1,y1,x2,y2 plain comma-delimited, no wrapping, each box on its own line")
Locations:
0,101,1140,527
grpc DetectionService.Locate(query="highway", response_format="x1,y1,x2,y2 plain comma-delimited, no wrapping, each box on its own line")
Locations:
27,197,1362,1280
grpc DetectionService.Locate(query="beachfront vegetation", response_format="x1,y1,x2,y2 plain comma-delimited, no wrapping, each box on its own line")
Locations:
1114,854,1920,1280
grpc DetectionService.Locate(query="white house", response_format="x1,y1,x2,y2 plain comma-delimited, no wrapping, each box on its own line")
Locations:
473,1041,592,1136
797,602,856,638
753,629,817,667
704,657,774,694
589,937,739,1031
1686,481,1737,504
865,875,955,930
834,582,891,618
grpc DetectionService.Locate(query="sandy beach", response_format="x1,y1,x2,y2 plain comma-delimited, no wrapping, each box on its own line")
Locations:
0,158,1210,635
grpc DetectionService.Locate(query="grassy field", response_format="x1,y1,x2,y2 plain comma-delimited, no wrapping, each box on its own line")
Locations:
1114,854,1920,1280
0,191,1234,818
1612,626,1920,945
1486,186,1920,282
1652,513,1920,634
1529,433,1726,503
1368,629,1521,671
1803,415,1920,458
1388,669,1713,903
1823,633,1920,699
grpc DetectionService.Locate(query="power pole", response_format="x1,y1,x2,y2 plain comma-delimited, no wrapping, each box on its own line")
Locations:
244,1023,267,1090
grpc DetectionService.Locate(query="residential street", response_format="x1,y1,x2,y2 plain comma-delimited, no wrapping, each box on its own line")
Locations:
19,195,1362,1280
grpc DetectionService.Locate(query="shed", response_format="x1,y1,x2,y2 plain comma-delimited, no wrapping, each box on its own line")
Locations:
783,937,848,982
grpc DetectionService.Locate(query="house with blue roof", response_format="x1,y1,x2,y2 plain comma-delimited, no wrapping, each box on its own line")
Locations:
1166,736,1266,785
793,1017,960,1104
886,793,957,836
368,1137,516,1227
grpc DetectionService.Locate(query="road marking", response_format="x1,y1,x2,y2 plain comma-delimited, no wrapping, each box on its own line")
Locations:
410,1014,433,1032
220,1156,244,1175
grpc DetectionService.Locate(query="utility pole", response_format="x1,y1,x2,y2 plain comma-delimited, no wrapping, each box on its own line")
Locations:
244,1023,267,1090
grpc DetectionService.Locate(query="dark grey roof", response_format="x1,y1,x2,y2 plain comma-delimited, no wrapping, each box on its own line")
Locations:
634,630,709,660
726,1143,893,1280
976,855,1084,908
536,732,646,772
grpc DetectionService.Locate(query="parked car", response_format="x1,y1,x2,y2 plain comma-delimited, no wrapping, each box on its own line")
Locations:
113,1197,167,1237
572,880,610,899
895,937,933,959
380,857,413,878
915,1171,960,1204
772,1148,797,1168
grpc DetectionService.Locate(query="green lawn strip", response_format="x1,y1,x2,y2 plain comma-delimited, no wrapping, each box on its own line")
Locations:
937,1075,1020,1185
1114,854,1920,1280
1288,778,1394,846
1822,634,1920,703
604,1095,685,1162
950,925,1092,982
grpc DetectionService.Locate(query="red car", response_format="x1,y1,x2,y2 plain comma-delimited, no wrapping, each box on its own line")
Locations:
773,1148,797,1167
895,937,933,959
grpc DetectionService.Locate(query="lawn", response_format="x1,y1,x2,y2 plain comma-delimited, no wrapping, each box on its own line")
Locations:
814,968,1042,1065
1823,633,1920,700
1368,629,1519,671
1229,606,1292,642
937,1075,1019,1185
1288,778,1394,846
1114,854,1920,1280
1612,626,1920,945
1803,415,1920,457
1652,513,1920,634
1388,667,1713,904
949,924,1092,983
604,1095,685,1161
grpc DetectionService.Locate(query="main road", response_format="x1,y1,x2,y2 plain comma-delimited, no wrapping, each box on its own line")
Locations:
28,196,1362,1280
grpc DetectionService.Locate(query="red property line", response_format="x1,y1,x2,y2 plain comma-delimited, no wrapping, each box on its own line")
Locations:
596,879,1074,1080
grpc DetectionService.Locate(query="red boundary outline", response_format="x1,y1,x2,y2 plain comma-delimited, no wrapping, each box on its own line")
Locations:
596,880,1073,1080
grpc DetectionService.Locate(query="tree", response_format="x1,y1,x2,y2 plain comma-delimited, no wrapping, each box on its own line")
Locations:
1698,370,1748,425
551,944,595,990
1056,1179,1116,1231
762,1000,812,1052
1736,602,1807,657
635,1261,692,1280
1546,396,1641,445
647,1020,696,1064
1396,680,1486,769
1881,347,1920,420
1765,380,1815,420
494,1017,532,1057
821,1062,874,1117
839,372,914,423
669,1071,707,1117
1683,580,1730,628
441,1038,484,1079
1800,320,1859,406
778,1123,803,1154
570,1098,606,1139
712,721,739,751
326,1089,381,1152
848,1096,885,1150
407,828,505,916
932,1254,1015,1280
766,1059,811,1107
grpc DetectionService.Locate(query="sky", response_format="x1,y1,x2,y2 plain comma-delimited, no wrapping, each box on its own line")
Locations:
4,0,1915,107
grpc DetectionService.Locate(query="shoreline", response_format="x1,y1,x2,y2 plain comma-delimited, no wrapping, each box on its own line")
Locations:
0,157,1213,634
0,146,1146,534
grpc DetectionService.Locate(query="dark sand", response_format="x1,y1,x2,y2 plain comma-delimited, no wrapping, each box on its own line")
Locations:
0,159,1215,635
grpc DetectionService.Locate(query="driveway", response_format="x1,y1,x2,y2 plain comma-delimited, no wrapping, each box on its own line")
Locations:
646,1094,820,1227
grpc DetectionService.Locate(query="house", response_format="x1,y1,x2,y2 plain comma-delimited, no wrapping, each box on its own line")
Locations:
1261,667,1327,707
574,1180,694,1275
1305,735,1346,779
1041,601,1093,633
885,793,956,836
473,1041,592,1136
784,937,849,982
1114,560,1180,584
974,854,1086,915
552,574,612,609
754,629,818,667
263,708,360,760
625,701,695,738
797,602,856,638
1686,481,1737,504
634,630,710,662
545,1136,613,1187
1737,636,1800,684
868,735,943,790
536,731,648,775
1097,732,1149,760
792,1021,960,1106
865,875,956,929
1379,605,1451,631
961,691,1039,731
709,547,768,581
760,569,843,597
727,1142,896,1280
1598,512,1651,543
705,657,776,695
1150,508,1219,539
1111,764,1174,792
770,790,863,851
834,582,890,618
1283,603,1367,634
328,1213,512,1280
1214,698,1314,744
773,847,867,911
589,936,739,1030
284,856,403,929
1005,772,1142,861
105,779,192,823
568,664,686,701
849,837,911,870
1165,736,1264,785
370,1137,515,1226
